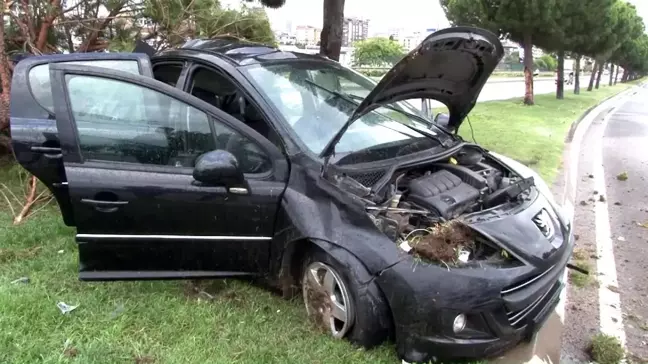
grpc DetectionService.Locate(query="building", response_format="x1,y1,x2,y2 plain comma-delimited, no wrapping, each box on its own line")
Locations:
295,25,321,46
342,17,369,46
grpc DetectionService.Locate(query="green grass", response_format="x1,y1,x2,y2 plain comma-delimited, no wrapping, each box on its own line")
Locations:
0,80,640,364
589,333,625,364
458,82,634,183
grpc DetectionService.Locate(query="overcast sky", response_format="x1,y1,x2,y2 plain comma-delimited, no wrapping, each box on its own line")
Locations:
262,0,648,35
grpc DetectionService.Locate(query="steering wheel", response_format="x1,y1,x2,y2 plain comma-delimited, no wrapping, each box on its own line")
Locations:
225,133,269,174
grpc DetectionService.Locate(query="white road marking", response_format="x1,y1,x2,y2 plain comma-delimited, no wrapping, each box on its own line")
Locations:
592,104,626,345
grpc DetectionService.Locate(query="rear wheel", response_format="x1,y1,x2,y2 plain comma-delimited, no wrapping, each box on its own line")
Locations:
301,248,392,348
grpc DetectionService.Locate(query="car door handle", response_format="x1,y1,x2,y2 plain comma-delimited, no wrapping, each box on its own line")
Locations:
81,199,129,206
81,199,128,213
31,146,62,159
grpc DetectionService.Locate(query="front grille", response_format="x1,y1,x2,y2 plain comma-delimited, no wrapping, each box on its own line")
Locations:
501,265,555,295
505,284,555,328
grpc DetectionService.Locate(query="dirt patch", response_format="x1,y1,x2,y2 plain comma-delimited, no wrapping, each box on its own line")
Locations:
302,278,332,332
134,355,155,364
0,246,41,263
63,347,78,358
409,221,475,264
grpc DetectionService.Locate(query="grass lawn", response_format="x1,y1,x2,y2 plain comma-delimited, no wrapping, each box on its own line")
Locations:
458,82,637,183
0,81,639,364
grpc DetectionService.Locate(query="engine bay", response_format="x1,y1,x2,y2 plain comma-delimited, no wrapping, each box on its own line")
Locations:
332,146,536,267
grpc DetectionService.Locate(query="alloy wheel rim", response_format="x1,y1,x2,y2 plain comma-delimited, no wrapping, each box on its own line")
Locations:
302,261,355,338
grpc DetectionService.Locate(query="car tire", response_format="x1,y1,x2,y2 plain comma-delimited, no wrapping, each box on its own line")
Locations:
301,248,392,348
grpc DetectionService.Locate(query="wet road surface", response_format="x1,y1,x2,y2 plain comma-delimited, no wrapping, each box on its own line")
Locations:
562,84,648,363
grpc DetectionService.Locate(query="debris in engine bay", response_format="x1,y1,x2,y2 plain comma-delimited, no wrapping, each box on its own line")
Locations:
404,221,476,266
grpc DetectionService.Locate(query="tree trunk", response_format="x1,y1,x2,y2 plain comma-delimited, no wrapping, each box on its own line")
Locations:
587,61,597,91
522,34,534,105
608,64,615,86
556,50,564,99
614,66,620,85
0,9,12,153
574,55,581,94
622,68,629,82
319,0,345,61
595,62,604,89
77,5,124,52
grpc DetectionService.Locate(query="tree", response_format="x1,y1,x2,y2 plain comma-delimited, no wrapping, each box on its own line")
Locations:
584,1,641,91
532,0,616,96
441,0,559,105
352,37,405,67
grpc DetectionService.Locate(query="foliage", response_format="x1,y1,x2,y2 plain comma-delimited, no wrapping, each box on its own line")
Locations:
538,55,557,71
589,333,625,364
441,0,559,105
352,37,405,67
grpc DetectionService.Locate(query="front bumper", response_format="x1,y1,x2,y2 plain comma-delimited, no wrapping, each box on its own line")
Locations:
379,226,574,363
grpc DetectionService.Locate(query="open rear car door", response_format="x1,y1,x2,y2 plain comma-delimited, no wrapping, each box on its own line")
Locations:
10,53,153,226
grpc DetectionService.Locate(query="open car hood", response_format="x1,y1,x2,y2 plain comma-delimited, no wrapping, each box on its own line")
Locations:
320,26,504,159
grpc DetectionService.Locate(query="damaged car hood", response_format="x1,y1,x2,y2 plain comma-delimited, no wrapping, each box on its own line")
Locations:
320,26,504,159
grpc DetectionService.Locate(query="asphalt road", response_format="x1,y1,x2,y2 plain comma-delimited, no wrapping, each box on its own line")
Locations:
561,84,648,363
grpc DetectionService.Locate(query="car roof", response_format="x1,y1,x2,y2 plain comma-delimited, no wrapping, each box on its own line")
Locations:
159,36,334,67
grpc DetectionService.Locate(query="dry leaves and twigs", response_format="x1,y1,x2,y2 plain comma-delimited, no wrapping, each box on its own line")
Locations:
0,171,53,225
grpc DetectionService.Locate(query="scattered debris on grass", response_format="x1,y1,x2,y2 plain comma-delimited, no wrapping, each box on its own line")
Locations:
637,221,648,229
63,346,78,358
407,221,475,266
56,302,79,315
183,280,228,301
589,174,595,179
616,172,629,181
580,200,588,206
62,339,78,358
588,333,625,364
134,355,156,364
615,201,622,206
10,276,29,284
617,236,626,242
0,170,54,225
0,246,42,263
599,195,607,202
626,313,648,332
593,190,599,195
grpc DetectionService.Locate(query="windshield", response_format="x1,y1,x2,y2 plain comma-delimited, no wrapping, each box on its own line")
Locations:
243,62,449,164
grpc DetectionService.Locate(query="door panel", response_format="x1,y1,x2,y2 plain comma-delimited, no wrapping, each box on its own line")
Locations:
48,64,288,279
10,53,153,226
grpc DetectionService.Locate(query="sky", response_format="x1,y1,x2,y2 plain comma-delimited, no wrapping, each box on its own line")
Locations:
263,0,450,34
254,0,648,36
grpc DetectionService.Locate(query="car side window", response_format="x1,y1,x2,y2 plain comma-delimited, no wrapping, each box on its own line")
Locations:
65,75,271,174
29,60,140,114
153,63,183,87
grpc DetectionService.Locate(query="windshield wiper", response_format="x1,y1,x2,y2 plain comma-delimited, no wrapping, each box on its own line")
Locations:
303,79,452,147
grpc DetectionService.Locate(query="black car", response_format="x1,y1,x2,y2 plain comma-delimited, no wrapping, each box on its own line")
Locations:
10,27,574,363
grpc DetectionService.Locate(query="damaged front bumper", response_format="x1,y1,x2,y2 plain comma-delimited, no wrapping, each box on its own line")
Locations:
377,220,574,363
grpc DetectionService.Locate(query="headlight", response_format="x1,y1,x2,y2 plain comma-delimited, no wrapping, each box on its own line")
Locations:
489,152,570,228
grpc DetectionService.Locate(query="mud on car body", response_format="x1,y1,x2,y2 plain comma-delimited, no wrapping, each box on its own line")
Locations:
10,27,574,363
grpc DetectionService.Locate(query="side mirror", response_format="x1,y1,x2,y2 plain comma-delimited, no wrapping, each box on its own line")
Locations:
193,150,245,188
434,113,451,130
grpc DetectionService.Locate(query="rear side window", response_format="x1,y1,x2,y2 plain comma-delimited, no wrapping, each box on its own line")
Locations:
28,60,140,114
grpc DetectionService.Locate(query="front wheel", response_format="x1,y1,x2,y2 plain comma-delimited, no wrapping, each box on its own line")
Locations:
301,248,392,348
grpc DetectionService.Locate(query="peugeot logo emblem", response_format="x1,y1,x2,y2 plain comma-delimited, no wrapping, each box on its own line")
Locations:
533,209,554,238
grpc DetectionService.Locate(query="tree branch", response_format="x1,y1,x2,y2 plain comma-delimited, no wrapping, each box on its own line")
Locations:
77,4,126,52
35,0,62,52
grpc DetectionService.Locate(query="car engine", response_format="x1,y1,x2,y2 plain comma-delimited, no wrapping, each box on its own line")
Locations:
334,146,535,266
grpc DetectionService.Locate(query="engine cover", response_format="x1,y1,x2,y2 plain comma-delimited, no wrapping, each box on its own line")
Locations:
407,170,480,219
